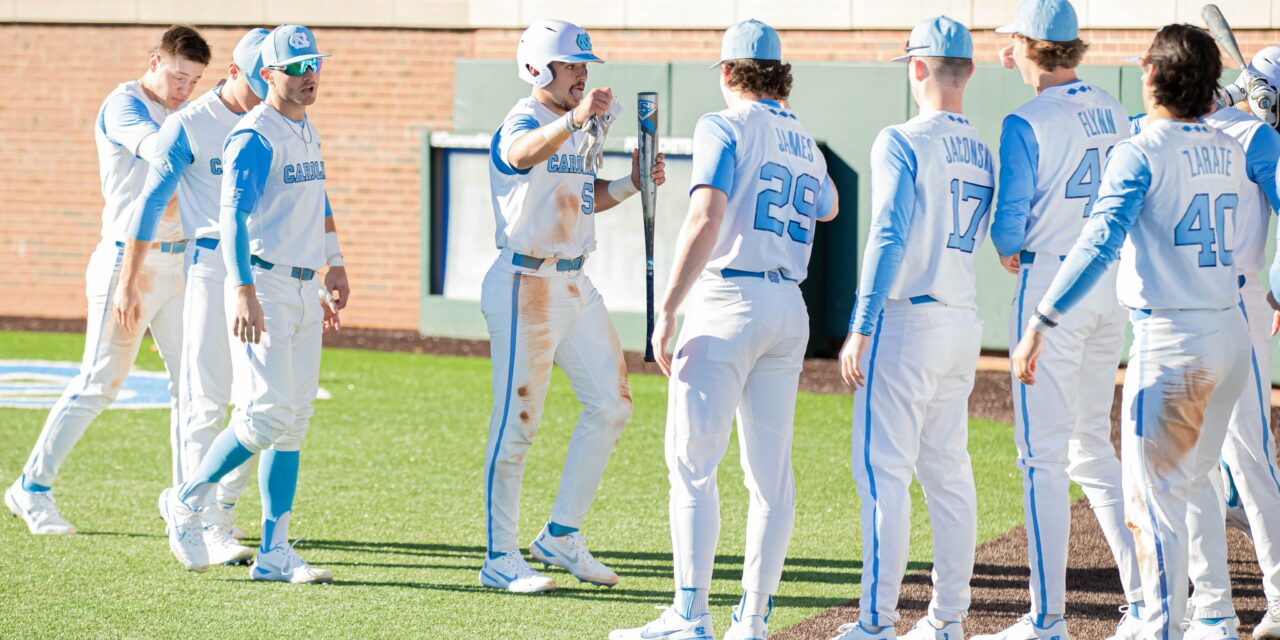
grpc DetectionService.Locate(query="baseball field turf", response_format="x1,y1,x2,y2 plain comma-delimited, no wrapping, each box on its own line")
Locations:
0,329,1027,639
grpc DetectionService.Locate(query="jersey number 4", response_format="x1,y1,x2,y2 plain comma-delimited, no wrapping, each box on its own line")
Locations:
1065,146,1114,217
1174,192,1237,267
754,162,819,244
947,179,994,253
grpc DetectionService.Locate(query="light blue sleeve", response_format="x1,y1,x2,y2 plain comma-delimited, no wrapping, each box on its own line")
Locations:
99,93,160,157
219,205,254,287
689,114,736,195
490,113,538,176
1271,227,1280,302
325,192,333,218
849,128,917,335
128,118,195,242
1245,125,1280,212
816,174,836,217
220,130,273,213
991,115,1038,257
1037,142,1151,320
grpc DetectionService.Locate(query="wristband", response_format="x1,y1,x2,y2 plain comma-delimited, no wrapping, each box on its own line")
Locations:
1032,311,1058,330
562,112,582,134
607,176,640,202
325,231,344,267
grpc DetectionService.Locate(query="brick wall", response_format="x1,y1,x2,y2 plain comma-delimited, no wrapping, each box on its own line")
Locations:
2,24,1278,329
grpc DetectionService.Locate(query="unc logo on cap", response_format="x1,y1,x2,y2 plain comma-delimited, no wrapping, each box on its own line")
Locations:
576,32,591,52
289,31,311,49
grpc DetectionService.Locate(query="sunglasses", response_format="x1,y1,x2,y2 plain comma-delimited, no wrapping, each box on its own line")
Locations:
270,58,322,77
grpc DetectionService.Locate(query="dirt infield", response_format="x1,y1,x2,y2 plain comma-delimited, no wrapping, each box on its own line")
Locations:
4,318,1274,638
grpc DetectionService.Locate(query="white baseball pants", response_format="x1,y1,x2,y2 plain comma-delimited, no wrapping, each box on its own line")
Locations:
1124,307,1249,640
226,265,322,454
1190,276,1280,616
852,300,981,626
480,258,631,554
666,273,807,596
177,241,252,505
24,239,185,486
1009,257,1143,616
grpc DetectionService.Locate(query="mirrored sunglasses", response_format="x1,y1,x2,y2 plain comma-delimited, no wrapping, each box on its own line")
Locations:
271,58,323,77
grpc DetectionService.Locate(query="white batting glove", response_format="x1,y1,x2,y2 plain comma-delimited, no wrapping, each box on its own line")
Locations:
578,99,624,172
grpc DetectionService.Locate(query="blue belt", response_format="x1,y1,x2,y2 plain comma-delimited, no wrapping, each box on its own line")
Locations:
195,237,219,250
1019,250,1066,265
909,295,937,304
1239,274,1247,289
720,268,796,283
250,255,316,281
511,252,585,272
114,240,187,254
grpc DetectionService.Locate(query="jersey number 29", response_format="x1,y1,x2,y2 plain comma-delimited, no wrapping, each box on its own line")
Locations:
753,162,819,244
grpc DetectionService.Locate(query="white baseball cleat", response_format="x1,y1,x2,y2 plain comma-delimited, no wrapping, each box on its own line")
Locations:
830,620,897,640
158,488,209,572
609,607,714,640
1254,601,1280,639
1182,617,1238,640
479,550,556,593
528,525,619,587
724,605,769,639
1103,606,1144,640
206,501,247,540
204,522,254,566
5,479,76,535
251,540,333,584
901,617,963,640
971,615,1068,640
1224,502,1252,540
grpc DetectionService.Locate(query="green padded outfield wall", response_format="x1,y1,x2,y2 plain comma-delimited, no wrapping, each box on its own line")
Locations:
439,60,1280,382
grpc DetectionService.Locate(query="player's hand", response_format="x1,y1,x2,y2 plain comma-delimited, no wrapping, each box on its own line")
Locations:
319,287,341,334
571,87,613,128
232,285,266,344
113,278,144,334
999,43,1016,69
839,331,872,389
324,265,350,311
1272,310,1279,337
999,253,1021,275
631,150,666,190
652,308,677,377
1011,325,1045,385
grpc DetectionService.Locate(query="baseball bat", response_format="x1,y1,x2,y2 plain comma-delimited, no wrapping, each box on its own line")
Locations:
638,92,659,363
1203,4,1248,70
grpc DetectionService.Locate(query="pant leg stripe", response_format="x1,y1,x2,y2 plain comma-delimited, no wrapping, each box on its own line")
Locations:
862,312,885,627
485,273,522,556
1134,330,1171,640
1014,269,1049,618
1239,299,1280,495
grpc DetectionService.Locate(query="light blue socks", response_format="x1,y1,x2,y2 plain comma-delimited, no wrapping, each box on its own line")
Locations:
178,428,254,506
259,449,300,553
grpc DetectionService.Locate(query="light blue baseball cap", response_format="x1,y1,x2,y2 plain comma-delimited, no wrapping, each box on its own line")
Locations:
891,16,973,62
712,19,782,68
261,24,331,68
233,28,271,100
996,0,1079,42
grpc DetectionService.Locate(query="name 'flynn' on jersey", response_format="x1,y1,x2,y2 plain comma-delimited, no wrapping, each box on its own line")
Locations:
698,99,835,283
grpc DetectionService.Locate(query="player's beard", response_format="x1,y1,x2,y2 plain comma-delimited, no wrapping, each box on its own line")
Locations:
551,81,585,112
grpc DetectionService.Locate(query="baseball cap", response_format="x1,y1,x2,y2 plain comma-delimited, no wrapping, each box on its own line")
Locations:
233,28,270,100
891,16,973,62
1250,46,1280,88
712,19,782,68
261,24,331,68
996,0,1079,42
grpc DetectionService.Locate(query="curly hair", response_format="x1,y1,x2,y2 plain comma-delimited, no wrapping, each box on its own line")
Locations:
724,59,793,100
1147,24,1222,119
154,25,211,65
1016,34,1089,71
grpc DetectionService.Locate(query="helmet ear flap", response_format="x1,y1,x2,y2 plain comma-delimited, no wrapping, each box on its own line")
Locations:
518,61,555,88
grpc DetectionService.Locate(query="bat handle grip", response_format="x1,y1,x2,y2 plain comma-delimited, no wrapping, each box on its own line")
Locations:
644,268,656,362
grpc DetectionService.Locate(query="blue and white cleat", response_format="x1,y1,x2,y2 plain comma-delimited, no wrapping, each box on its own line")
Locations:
159,488,209,572
831,620,897,640
6,478,76,535
529,525,619,587
609,607,714,640
1255,600,1280,639
971,615,1068,640
479,549,556,593
251,540,333,584
1182,617,1238,640
901,617,962,640
724,605,769,639
1104,606,1143,640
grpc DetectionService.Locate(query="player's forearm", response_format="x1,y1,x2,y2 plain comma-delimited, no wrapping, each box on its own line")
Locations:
116,240,152,288
849,227,907,335
1035,214,1127,325
992,118,1037,256
660,190,724,315
219,205,254,287
507,117,578,170
591,176,640,213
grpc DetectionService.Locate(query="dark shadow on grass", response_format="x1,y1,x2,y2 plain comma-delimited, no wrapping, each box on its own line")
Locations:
78,530,165,539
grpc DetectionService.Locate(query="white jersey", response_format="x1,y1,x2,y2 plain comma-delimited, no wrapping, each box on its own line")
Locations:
1014,82,1129,255
699,101,831,282
1204,108,1275,274
221,104,327,270
489,97,596,259
173,87,244,239
1117,120,1247,310
93,80,179,243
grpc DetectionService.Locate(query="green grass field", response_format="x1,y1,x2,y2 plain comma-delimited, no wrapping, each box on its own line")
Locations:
0,330,1025,639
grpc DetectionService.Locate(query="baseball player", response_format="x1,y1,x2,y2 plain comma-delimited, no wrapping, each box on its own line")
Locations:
982,1,1143,638
5,26,210,535
479,18,665,594
1012,24,1250,640
116,28,286,567
157,24,346,582
611,19,837,640
829,17,989,640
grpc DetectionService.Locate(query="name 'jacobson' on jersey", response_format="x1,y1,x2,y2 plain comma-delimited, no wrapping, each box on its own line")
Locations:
692,100,834,283
489,97,597,260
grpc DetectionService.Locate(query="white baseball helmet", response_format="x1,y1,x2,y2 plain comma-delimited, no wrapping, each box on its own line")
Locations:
517,19,604,88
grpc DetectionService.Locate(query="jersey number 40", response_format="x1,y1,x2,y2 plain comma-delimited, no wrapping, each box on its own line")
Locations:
1174,192,1237,268
753,162,820,244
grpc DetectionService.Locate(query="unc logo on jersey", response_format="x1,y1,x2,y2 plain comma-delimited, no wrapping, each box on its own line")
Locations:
576,32,591,52
289,31,311,49
283,160,326,184
210,158,223,175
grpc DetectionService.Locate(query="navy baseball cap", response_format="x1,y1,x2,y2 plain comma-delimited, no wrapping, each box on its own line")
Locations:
892,16,973,62
712,19,782,68
262,24,331,68
996,0,1079,42
233,28,270,100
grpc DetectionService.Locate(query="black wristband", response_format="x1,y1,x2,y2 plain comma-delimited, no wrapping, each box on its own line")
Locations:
1033,311,1058,329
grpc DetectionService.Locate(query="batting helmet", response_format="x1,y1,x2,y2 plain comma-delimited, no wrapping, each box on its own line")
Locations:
516,19,603,89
